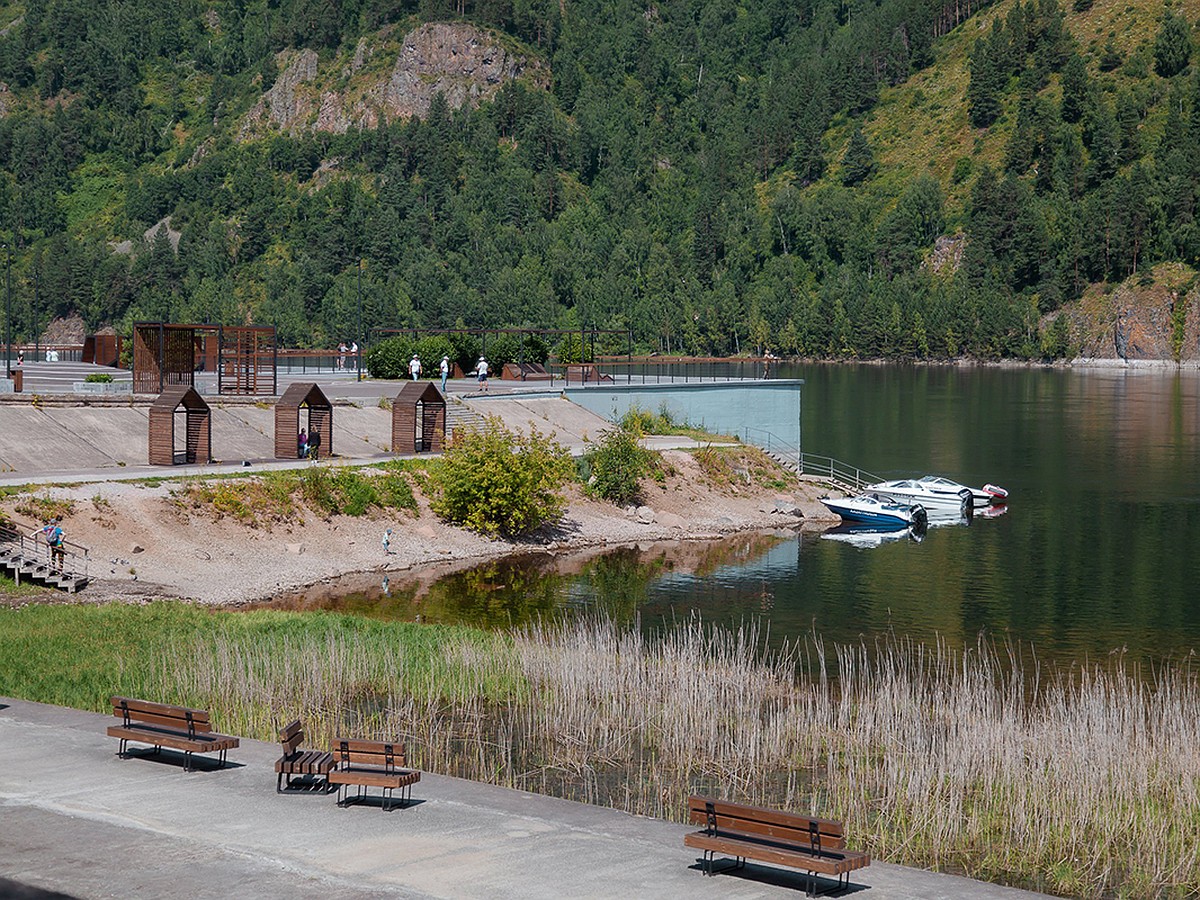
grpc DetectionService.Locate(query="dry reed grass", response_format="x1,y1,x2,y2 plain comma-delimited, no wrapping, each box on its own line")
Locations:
156,618,1200,898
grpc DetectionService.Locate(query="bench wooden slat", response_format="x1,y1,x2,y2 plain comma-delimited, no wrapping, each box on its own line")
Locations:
328,768,421,789
687,796,845,848
684,832,870,877
112,696,212,725
111,700,213,734
106,725,239,753
332,740,407,768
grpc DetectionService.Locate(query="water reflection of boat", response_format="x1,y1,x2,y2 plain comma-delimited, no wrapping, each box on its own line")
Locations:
924,504,973,528
820,493,927,527
975,502,1009,519
820,523,919,549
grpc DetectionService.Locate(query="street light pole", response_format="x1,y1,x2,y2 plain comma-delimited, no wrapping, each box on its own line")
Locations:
3,242,11,378
356,259,363,382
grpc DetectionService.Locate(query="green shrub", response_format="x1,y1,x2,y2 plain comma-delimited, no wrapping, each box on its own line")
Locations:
365,335,416,379
428,417,573,537
449,332,481,374
619,404,676,435
584,425,657,505
84,373,114,383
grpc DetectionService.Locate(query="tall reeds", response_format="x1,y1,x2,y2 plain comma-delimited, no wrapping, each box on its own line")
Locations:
5,603,1198,897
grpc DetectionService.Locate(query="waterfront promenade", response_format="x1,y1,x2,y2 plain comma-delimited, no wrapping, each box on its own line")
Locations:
0,698,1051,899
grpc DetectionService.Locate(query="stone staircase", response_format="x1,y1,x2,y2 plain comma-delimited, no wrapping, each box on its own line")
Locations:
446,397,488,439
0,522,89,593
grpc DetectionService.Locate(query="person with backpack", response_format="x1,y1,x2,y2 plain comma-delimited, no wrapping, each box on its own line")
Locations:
37,517,65,572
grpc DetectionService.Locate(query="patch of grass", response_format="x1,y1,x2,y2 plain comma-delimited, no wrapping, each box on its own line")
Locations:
13,493,76,523
170,464,421,524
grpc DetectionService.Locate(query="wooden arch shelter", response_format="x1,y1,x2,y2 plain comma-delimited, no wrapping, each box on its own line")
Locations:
392,383,446,453
275,383,333,459
148,386,211,465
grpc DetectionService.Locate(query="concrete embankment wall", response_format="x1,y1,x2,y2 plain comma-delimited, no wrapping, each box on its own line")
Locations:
0,396,615,477
0,401,396,475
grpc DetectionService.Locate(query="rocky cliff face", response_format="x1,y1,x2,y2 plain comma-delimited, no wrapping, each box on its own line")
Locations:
241,23,545,138
1063,263,1200,363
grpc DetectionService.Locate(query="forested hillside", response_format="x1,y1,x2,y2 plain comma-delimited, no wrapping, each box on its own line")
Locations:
1,0,1199,358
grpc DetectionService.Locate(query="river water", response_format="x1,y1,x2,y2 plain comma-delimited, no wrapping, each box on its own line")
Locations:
279,364,1200,668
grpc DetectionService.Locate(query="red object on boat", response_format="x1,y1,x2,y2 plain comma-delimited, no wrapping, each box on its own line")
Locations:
983,483,1009,500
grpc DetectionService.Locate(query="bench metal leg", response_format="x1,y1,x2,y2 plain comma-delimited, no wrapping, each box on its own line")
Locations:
700,850,744,877
805,869,851,898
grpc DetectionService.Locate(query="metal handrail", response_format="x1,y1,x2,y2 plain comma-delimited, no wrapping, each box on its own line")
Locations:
735,428,882,492
0,519,89,581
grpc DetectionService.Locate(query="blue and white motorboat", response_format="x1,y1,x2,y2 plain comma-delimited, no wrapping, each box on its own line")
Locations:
820,493,927,527
865,478,973,511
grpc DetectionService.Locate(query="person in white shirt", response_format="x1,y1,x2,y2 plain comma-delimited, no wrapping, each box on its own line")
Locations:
409,355,422,380
475,357,488,391
439,355,450,392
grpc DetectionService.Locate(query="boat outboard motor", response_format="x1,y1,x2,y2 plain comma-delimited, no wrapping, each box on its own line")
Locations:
910,504,928,534
959,489,974,523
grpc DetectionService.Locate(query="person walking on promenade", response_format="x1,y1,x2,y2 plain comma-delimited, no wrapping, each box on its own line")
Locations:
410,355,422,381
307,429,321,461
298,429,308,459
337,342,347,371
440,355,450,392
475,357,488,391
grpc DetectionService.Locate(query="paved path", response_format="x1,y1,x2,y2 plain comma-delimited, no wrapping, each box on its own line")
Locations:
0,699,1050,900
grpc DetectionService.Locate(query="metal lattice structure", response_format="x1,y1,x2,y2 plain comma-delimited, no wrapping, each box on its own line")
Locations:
219,326,277,395
275,382,333,459
392,383,446,454
148,386,211,466
134,323,199,395
134,323,277,396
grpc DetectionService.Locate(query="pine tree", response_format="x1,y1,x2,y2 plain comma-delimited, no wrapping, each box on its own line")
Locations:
1060,52,1088,124
840,123,875,185
1155,9,1193,78
968,36,1005,128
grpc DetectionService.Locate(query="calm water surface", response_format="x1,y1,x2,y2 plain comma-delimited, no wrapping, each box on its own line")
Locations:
275,365,1200,667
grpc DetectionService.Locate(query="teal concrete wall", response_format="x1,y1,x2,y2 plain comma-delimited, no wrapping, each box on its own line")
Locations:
564,381,803,454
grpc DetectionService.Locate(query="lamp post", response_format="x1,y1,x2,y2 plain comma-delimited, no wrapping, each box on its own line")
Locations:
3,241,11,378
356,259,363,382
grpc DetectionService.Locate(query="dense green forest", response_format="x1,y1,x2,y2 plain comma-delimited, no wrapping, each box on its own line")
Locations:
0,0,1198,358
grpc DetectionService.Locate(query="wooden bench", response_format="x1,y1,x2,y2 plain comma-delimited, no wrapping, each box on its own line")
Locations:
684,796,870,896
107,696,239,772
328,738,420,811
275,719,335,793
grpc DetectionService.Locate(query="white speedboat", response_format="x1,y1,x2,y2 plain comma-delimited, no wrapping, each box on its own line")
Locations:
866,478,972,511
820,493,927,527
916,475,1008,506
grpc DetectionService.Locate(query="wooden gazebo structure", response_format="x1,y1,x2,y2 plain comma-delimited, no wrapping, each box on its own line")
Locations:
148,386,211,465
275,382,332,459
392,383,446,453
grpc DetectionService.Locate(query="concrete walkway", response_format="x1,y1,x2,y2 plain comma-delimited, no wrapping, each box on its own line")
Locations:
0,699,1050,900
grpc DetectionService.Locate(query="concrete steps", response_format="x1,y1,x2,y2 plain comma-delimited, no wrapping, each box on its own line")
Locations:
446,398,488,439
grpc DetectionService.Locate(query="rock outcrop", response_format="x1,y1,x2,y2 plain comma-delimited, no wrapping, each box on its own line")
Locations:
1064,263,1200,363
242,23,545,138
